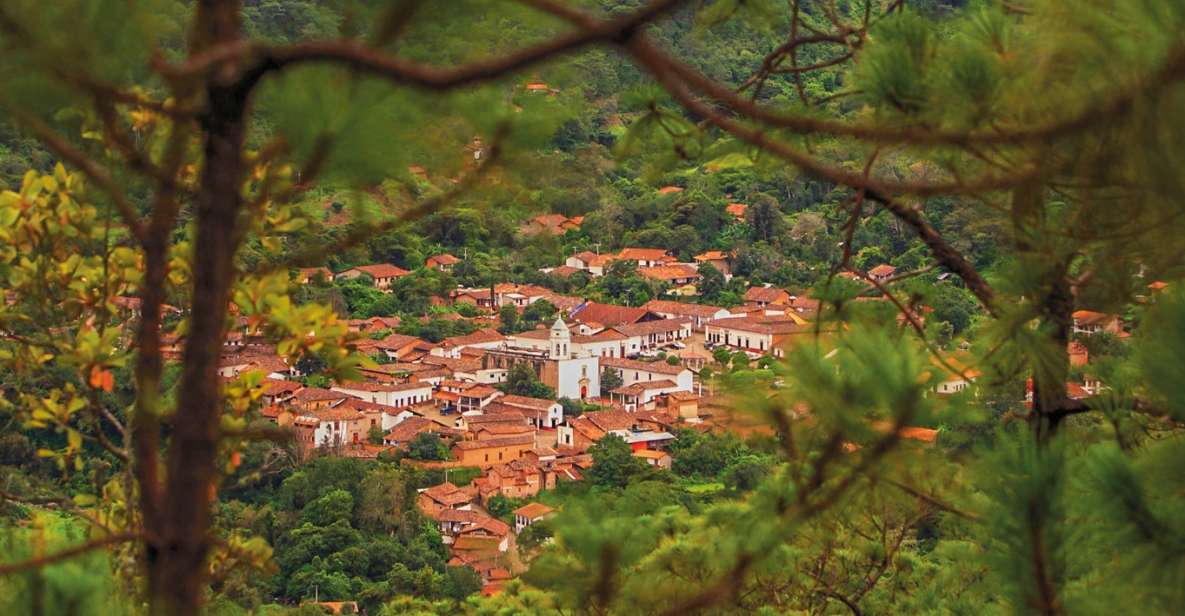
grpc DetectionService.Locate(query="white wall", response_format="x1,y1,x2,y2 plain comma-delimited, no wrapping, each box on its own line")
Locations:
556,356,600,399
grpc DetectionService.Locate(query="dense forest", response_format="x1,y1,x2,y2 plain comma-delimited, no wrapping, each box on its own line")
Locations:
3,0,1185,615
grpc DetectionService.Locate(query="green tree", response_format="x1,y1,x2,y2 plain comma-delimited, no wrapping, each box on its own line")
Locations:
497,304,520,334
600,367,624,392
587,435,648,490
696,261,726,301
405,433,450,462
500,363,556,399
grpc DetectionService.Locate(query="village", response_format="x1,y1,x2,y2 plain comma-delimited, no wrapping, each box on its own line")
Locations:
200,239,1154,597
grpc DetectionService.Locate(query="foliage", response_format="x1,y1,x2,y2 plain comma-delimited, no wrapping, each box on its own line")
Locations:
499,364,555,399
405,433,450,462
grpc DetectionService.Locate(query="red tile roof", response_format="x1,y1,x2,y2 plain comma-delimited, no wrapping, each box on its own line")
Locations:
744,286,790,304
453,434,534,450
613,317,693,338
513,502,555,519
571,302,653,326
348,263,411,279
427,254,460,266
617,247,674,262
638,264,701,283
643,300,727,319
601,356,688,375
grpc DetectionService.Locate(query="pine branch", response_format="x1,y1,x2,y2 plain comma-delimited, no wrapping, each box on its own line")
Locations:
159,0,689,93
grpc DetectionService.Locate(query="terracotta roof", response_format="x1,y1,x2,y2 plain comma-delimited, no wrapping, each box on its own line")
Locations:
744,286,789,303
632,449,670,459
617,247,674,261
386,417,455,443
440,328,504,348
262,379,302,395
656,186,684,195
571,302,653,326
311,405,365,422
548,265,583,278
460,515,511,537
453,434,534,450
726,203,747,219
346,263,411,279
612,380,678,396
452,535,501,553
460,384,500,399
612,317,692,337
638,264,701,283
422,482,471,506
601,356,688,376
513,502,555,518
463,411,527,425
476,424,535,437
694,250,730,261
1072,310,1118,325
899,427,938,443
498,395,556,410
427,254,460,266
293,387,349,403
706,316,806,336
581,410,637,432
373,334,420,353
333,380,431,393
589,329,629,341
868,264,897,277
437,508,486,524
298,267,333,281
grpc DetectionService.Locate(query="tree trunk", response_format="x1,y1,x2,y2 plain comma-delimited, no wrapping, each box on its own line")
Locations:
149,1,248,614
1032,267,1074,442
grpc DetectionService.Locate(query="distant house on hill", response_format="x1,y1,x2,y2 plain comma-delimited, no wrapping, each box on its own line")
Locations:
426,253,460,271
868,264,898,282
1072,310,1123,335
513,502,555,534
638,264,701,287
521,214,582,235
337,263,411,291
725,202,747,221
616,248,677,268
743,286,791,307
296,267,334,285
694,250,733,277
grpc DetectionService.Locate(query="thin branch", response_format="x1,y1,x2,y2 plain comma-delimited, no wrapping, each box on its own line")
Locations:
654,34,1185,146
881,477,978,521
0,100,146,244
161,0,689,92
0,532,139,576
626,36,1054,199
260,131,503,275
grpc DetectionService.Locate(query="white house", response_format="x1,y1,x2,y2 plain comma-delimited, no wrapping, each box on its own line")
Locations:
513,503,555,534
498,394,564,428
704,316,808,358
331,381,433,409
600,357,694,392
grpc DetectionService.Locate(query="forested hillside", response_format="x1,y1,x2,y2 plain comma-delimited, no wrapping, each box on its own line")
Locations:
3,0,1185,615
